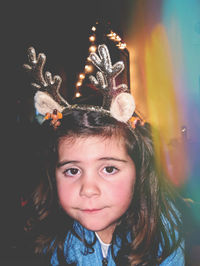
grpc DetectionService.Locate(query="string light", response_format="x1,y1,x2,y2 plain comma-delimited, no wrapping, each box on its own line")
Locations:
89,45,97,52
115,35,121,41
85,64,93,73
74,22,127,98
117,42,126,50
75,91,81,98
89,35,95,42
79,73,85,79
87,56,92,62
107,31,126,50
110,33,117,40
76,81,82,87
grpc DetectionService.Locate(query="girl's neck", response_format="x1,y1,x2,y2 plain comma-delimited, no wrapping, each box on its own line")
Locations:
95,224,116,244
95,232,111,246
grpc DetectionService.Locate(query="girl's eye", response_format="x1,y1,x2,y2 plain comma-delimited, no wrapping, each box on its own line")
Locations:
64,168,81,177
103,166,119,175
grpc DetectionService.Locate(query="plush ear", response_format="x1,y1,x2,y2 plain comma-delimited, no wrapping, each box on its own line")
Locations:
110,93,135,122
34,91,64,116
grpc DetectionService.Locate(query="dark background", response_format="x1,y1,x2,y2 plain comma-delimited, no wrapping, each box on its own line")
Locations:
1,0,135,260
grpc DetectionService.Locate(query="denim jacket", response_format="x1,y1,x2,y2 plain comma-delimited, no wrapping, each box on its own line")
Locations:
50,221,185,265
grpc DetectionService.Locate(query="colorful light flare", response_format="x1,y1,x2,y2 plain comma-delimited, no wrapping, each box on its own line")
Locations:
126,0,200,209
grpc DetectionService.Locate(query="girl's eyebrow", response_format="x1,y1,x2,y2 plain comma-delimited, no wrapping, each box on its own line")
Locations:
57,160,80,168
99,157,128,163
57,157,127,167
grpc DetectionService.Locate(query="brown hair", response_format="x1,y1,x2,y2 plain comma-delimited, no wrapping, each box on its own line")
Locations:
25,109,183,265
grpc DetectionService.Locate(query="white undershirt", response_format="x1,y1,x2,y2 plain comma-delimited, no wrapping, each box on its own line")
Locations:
95,232,111,258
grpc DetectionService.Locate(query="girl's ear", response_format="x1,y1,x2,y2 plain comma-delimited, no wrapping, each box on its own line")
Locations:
110,92,135,122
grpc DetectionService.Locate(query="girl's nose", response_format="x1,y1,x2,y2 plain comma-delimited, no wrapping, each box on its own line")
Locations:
79,175,101,198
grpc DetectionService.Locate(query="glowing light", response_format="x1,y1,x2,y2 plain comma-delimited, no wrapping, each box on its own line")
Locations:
79,73,85,79
75,91,81,98
89,45,97,52
89,35,95,42
110,33,117,40
85,64,93,73
91,26,96,31
115,35,121,41
76,81,82,87
107,31,114,37
117,43,126,49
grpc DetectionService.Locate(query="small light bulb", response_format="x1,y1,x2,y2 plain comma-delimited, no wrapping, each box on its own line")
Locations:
89,35,95,42
116,35,121,41
118,43,126,49
79,73,85,79
75,92,81,98
91,26,96,31
76,81,82,87
89,45,97,52
85,65,93,73
107,31,114,37
111,32,117,39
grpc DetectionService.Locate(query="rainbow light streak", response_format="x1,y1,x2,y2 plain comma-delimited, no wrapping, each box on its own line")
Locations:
127,0,200,217
144,24,188,186
162,0,200,220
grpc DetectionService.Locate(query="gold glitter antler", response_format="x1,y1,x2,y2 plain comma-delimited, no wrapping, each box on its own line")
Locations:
23,47,69,115
89,44,128,109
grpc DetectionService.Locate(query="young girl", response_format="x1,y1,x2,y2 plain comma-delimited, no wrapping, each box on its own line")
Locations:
23,45,184,265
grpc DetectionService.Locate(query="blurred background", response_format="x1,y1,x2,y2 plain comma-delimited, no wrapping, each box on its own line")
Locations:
1,0,200,263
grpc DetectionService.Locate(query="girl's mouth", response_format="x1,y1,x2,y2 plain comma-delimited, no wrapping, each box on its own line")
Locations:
81,208,103,213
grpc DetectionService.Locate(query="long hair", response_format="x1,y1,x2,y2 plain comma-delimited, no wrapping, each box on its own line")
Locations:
25,109,183,265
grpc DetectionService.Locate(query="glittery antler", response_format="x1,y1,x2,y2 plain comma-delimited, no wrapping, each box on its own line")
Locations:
23,47,69,115
89,44,135,122
89,44,128,109
23,44,135,124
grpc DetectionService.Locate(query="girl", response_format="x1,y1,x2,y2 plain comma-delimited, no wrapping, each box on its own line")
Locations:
23,45,184,265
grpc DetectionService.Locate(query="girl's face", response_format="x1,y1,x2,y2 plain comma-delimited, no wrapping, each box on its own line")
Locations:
55,134,136,243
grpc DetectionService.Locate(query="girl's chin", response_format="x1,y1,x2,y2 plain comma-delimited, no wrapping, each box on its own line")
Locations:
77,219,116,236
79,221,107,232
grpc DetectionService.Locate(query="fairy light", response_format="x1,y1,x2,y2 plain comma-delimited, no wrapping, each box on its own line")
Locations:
79,73,85,79
107,31,114,37
76,81,82,87
120,43,126,49
75,91,81,98
110,32,117,40
107,30,127,50
117,42,126,50
89,35,95,42
74,22,128,99
115,35,121,41
85,64,93,73
87,56,92,62
89,45,97,52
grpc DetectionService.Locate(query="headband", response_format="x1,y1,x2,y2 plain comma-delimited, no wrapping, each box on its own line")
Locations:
23,44,143,128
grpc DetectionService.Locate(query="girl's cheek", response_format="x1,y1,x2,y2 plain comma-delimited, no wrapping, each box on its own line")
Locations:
57,182,74,203
109,180,135,202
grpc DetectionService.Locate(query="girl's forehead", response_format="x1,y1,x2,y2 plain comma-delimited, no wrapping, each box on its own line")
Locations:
57,134,130,162
58,134,126,149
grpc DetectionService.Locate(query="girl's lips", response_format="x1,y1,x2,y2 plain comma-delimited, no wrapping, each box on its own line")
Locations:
81,208,103,213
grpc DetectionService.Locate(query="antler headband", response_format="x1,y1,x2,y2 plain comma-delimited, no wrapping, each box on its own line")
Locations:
23,44,136,125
